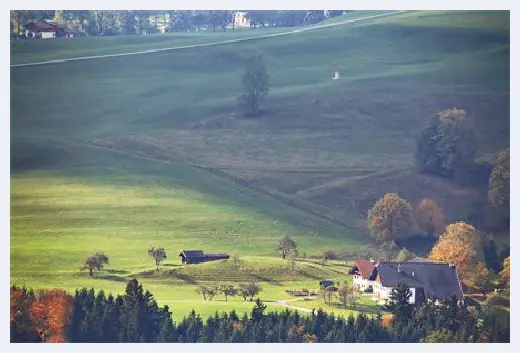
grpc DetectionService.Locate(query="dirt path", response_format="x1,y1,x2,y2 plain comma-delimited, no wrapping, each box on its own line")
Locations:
11,11,407,68
267,297,315,314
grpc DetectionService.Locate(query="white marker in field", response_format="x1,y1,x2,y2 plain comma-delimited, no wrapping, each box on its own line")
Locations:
332,71,340,80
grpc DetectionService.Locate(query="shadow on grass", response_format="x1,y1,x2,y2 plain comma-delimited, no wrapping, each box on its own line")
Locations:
295,269,322,280
166,271,199,285
95,274,128,282
106,269,130,275
325,302,382,315
251,274,282,286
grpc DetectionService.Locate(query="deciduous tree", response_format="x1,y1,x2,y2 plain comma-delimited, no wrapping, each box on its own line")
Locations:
499,256,510,289
238,54,270,117
488,148,509,216
148,247,167,270
218,284,237,301
415,198,445,237
429,222,482,283
277,233,296,260
287,248,298,271
415,108,477,183
367,193,415,243
83,252,109,277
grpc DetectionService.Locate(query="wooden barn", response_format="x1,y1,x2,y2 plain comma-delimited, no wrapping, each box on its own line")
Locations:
179,250,230,264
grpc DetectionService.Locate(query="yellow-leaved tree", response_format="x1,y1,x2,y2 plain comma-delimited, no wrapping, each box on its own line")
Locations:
367,193,415,243
415,198,445,237
429,221,482,284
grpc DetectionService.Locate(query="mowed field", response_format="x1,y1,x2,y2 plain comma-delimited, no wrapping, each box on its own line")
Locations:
10,11,510,319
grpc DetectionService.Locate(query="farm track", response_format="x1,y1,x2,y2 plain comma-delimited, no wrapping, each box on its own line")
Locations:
11,11,407,68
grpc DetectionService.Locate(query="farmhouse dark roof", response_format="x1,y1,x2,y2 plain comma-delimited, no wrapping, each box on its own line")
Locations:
370,261,463,300
351,260,378,279
408,257,435,263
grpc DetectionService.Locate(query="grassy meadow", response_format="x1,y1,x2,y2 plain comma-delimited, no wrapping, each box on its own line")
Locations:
10,10,509,318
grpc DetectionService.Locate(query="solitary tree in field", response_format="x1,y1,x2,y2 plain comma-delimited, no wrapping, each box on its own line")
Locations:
83,252,109,277
231,252,243,271
277,233,297,260
367,193,415,243
148,247,167,270
238,54,270,117
287,248,298,271
415,198,445,238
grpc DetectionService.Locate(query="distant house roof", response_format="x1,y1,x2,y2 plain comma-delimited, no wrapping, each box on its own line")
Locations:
350,259,378,279
24,20,74,34
370,261,463,300
24,20,57,32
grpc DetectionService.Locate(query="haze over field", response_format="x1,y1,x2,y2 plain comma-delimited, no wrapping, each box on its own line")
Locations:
10,9,509,333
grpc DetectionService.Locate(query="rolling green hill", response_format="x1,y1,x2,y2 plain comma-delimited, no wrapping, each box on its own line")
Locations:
10,10,509,317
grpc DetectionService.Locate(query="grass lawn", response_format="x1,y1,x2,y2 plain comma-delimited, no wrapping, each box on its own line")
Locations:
10,10,509,319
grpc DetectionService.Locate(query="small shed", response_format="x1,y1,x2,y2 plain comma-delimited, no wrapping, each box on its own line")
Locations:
179,250,230,264
319,280,334,289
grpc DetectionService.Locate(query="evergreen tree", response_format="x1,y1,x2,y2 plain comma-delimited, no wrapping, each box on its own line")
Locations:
385,283,413,325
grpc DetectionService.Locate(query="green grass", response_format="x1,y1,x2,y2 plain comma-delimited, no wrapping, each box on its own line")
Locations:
11,10,509,318
10,11,400,65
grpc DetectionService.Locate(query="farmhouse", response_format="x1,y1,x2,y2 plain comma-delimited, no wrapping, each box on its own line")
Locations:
349,259,378,292
179,250,230,264
24,20,74,39
368,261,464,307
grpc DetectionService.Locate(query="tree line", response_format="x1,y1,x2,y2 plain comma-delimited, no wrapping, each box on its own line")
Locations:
10,10,347,37
10,279,509,343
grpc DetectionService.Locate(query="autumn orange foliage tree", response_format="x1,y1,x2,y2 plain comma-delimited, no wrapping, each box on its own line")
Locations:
499,256,510,289
415,198,445,237
29,289,73,343
429,222,482,284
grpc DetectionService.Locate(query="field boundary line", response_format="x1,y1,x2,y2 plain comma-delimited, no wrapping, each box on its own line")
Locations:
11,11,407,68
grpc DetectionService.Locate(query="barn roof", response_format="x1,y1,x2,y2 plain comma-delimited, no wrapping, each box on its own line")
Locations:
179,250,204,258
370,261,463,300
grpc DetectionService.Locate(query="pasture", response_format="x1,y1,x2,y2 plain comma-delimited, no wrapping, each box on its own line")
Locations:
10,10,509,318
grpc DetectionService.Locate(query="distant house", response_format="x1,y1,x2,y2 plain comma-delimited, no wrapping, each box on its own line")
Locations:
179,250,230,264
349,259,378,292
368,261,464,307
24,20,74,39
233,12,250,28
